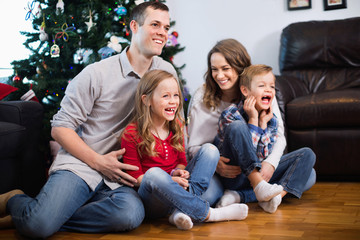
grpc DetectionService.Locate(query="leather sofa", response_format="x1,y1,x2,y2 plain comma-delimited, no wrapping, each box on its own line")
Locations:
275,17,360,181
0,101,46,197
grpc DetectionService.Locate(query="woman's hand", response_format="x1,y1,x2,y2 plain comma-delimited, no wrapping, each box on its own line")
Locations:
216,156,242,178
172,176,189,190
94,148,139,187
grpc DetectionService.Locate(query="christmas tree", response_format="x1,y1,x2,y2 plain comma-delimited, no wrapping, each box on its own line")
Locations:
8,0,188,146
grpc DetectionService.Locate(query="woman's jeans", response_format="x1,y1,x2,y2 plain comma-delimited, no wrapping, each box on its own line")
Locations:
7,170,145,239
138,143,219,222
205,120,316,205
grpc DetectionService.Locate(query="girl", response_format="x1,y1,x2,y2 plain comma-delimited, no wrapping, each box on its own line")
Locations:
120,70,248,230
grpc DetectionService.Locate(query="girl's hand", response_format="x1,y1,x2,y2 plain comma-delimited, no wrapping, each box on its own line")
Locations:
172,176,189,190
172,169,190,179
243,96,259,126
259,105,273,129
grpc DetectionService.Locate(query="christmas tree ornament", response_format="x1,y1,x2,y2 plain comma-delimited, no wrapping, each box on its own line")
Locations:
85,10,96,32
54,23,76,42
166,33,178,47
25,0,37,21
39,17,49,41
56,0,65,15
108,36,122,53
135,0,145,5
50,41,60,58
115,6,127,16
21,84,39,102
98,47,116,60
12,73,21,82
171,31,179,38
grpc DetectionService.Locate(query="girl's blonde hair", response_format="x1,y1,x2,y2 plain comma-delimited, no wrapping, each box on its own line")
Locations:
203,38,251,110
123,70,185,157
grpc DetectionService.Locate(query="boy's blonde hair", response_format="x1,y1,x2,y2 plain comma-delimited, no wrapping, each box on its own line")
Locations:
240,64,274,90
123,70,184,157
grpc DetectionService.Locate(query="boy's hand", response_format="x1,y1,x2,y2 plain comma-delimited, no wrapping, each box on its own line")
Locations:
259,105,273,129
243,96,259,126
260,161,275,182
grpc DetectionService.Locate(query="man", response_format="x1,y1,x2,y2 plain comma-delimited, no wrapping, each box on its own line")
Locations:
0,2,177,238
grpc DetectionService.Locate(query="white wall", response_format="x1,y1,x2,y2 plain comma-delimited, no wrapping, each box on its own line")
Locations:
166,0,360,94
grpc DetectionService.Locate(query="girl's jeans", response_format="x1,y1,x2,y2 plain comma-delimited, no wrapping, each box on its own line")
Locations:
138,143,219,222
7,170,145,238
205,120,316,205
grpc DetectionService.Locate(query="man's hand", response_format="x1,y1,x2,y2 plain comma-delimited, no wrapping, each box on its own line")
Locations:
95,148,139,187
172,176,189,190
216,156,242,178
260,161,275,182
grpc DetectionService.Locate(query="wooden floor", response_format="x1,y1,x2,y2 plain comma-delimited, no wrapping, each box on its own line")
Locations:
1,182,360,240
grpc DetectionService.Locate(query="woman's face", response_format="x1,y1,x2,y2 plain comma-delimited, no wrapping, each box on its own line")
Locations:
210,52,239,93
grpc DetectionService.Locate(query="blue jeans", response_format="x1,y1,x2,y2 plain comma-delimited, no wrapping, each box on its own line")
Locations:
138,143,219,222
208,120,316,204
7,170,145,238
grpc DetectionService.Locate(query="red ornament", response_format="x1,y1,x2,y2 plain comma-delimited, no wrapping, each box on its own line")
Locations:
13,75,21,82
171,31,178,38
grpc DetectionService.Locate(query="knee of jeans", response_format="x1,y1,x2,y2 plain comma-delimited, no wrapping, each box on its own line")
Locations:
107,197,145,231
143,167,168,187
303,147,316,167
18,215,59,239
226,121,248,137
200,143,220,162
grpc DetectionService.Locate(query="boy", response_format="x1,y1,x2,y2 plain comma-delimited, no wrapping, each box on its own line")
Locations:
215,64,282,213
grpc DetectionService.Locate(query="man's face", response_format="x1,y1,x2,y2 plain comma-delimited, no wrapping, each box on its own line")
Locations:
133,8,170,57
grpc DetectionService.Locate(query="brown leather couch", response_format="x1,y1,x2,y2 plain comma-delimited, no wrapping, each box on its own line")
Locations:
275,17,360,181
0,101,46,197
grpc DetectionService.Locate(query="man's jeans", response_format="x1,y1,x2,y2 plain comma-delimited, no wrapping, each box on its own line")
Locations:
204,120,316,205
7,170,145,238
138,143,219,222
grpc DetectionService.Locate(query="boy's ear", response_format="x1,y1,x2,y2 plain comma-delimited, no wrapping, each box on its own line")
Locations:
240,85,249,98
141,94,150,106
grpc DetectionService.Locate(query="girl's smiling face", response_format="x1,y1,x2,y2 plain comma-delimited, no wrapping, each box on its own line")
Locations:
145,77,180,125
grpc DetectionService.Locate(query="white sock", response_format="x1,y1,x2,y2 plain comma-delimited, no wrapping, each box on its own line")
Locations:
206,204,248,222
169,210,193,230
216,190,241,208
258,194,282,213
254,180,283,202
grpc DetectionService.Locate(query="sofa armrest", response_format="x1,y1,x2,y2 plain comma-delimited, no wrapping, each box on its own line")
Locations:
0,101,43,129
275,75,310,122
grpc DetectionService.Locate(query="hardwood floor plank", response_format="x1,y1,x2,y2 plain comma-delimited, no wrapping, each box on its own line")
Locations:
1,182,360,240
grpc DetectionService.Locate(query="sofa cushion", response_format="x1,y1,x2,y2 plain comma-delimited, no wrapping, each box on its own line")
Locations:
286,89,360,129
0,122,25,159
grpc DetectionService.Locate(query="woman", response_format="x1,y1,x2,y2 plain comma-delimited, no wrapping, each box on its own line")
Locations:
186,38,316,213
